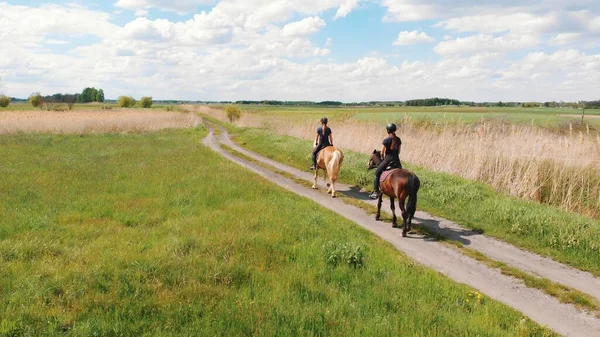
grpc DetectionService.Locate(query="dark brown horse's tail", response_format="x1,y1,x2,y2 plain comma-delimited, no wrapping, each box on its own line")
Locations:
406,173,420,218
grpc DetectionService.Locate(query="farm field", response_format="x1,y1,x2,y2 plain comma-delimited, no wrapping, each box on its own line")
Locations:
0,127,555,336
0,109,200,134
0,102,189,111
236,104,600,128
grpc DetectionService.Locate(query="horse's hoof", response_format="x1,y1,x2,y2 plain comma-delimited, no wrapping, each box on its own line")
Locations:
332,195,337,198
312,185,317,189
375,217,381,221
402,231,408,238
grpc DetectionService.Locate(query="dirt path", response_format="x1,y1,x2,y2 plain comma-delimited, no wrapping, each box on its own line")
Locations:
203,123,600,337
215,122,600,301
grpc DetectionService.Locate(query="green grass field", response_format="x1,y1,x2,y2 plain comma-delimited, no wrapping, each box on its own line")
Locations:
236,105,600,128
231,127,600,276
0,128,554,336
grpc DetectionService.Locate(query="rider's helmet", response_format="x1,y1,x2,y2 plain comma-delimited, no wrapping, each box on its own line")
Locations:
320,117,328,124
386,123,397,133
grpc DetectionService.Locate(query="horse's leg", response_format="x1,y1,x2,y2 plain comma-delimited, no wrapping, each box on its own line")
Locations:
330,178,336,198
399,196,408,237
312,167,318,189
390,196,397,227
376,193,383,221
325,170,331,194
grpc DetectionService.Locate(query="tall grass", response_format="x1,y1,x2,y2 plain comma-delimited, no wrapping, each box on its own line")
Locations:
0,129,554,336
0,109,200,134
201,107,600,218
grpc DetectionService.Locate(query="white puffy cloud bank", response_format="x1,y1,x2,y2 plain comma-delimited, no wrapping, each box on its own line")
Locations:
0,0,599,101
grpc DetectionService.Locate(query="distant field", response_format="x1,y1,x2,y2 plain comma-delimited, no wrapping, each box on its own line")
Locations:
0,128,553,336
1,102,187,111
0,109,200,134
236,105,600,128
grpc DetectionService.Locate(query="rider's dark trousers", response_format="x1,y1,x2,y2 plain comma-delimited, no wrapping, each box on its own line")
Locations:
312,143,328,167
374,157,402,191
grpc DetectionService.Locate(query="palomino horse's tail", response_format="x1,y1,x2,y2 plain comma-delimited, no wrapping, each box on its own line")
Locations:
406,172,420,218
327,149,344,182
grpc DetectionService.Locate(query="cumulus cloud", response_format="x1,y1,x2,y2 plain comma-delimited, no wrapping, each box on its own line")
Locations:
1,1,600,102
115,0,214,14
549,33,582,46
393,30,435,46
434,34,540,56
335,0,359,19
0,3,118,45
282,17,326,37
436,12,559,34
382,0,437,22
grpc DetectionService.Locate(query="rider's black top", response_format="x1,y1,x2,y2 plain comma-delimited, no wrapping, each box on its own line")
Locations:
382,136,401,162
316,126,332,146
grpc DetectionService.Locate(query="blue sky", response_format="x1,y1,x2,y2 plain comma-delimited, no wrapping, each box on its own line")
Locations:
1,0,599,101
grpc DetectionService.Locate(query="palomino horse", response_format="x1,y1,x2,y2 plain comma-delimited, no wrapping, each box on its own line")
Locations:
368,150,420,237
313,146,344,198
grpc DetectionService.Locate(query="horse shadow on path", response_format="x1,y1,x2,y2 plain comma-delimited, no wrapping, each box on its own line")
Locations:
412,217,484,246
340,186,484,246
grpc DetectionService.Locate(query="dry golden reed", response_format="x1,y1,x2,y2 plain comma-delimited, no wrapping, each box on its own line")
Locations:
201,106,600,217
0,109,201,135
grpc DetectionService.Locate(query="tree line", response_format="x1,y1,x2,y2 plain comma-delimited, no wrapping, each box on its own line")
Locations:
27,87,105,110
79,87,105,103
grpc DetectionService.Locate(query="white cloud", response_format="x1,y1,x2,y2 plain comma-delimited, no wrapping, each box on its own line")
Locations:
135,9,149,17
549,33,582,46
45,39,70,45
434,34,539,56
1,1,600,103
0,3,118,45
393,30,435,46
115,0,214,14
494,50,600,97
382,0,437,22
282,17,326,37
335,0,359,19
436,12,558,34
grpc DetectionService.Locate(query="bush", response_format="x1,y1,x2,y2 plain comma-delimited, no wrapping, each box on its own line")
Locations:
0,95,10,107
29,92,43,108
323,241,365,268
140,96,153,108
118,96,136,108
225,105,241,123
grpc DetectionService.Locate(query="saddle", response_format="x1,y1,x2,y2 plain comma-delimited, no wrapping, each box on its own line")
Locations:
379,162,402,183
315,145,332,158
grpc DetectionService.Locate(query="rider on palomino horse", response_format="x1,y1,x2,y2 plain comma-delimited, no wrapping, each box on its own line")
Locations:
310,117,333,170
369,123,402,199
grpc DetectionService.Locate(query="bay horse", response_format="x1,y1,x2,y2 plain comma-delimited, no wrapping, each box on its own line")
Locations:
312,146,344,198
368,150,420,237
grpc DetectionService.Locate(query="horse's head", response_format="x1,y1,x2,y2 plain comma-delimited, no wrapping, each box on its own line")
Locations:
367,150,382,170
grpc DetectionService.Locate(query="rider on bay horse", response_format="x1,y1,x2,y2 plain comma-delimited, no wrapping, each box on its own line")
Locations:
310,117,333,170
369,123,402,199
